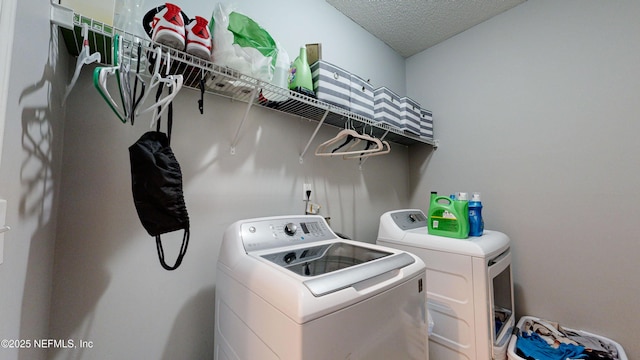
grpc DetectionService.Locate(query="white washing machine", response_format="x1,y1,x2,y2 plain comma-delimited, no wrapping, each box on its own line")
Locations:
377,209,514,360
214,215,429,360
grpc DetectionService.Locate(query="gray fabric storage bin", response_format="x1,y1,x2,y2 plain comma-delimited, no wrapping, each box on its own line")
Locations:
310,60,350,110
400,96,421,135
420,108,434,139
373,87,402,128
349,74,374,119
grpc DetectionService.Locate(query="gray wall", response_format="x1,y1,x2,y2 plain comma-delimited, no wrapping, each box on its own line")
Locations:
0,0,68,359
407,0,639,357
48,1,409,359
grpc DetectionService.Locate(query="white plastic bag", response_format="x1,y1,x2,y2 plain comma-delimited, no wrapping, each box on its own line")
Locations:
211,3,275,82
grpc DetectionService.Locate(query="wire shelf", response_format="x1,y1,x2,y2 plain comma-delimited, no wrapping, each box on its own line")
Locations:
58,13,436,148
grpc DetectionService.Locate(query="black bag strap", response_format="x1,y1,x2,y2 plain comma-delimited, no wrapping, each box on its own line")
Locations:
155,230,190,271
153,76,186,271
154,79,173,144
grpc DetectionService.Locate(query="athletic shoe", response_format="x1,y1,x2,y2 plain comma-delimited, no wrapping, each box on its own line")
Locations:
150,3,186,50
185,16,212,59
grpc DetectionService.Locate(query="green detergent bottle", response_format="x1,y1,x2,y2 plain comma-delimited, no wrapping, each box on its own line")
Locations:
428,191,470,239
288,46,315,97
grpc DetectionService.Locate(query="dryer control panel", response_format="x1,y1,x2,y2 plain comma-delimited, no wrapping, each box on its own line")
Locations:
389,210,427,231
241,216,336,252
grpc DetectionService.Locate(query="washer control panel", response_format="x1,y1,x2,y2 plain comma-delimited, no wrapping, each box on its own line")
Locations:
241,216,335,252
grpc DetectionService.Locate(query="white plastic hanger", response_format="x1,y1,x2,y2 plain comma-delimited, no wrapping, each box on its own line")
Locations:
150,74,183,128
133,47,163,112
117,56,132,121
63,23,101,104
135,47,184,127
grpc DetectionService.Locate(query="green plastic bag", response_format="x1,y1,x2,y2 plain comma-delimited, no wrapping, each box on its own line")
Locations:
210,4,278,81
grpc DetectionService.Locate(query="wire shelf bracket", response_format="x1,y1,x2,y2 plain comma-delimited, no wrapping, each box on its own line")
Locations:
230,88,258,155
299,109,329,164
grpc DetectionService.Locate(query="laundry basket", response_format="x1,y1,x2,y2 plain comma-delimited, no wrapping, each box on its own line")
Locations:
507,316,627,360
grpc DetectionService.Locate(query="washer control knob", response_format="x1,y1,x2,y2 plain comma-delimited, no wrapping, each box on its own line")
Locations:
284,223,298,236
283,252,297,264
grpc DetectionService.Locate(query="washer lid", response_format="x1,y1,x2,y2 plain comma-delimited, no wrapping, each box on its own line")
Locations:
303,252,416,296
261,241,390,271
261,241,416,297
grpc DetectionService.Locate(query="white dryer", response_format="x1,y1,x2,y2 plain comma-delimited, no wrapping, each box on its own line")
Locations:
377,209,515,360
215,215,429,360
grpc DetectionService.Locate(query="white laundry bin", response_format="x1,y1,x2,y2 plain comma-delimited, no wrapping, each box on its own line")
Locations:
507,316,627,360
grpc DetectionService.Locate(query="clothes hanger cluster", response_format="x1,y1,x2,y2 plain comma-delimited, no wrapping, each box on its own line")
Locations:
134,46,183,127
315,122,391,160
93,34,184,126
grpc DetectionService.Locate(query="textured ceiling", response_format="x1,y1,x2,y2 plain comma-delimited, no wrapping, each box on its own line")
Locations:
326,0,526,57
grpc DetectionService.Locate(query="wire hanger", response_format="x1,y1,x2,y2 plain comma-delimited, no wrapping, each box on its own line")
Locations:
63,23,101,104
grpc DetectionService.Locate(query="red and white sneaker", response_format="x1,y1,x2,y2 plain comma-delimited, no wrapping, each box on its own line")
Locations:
185,16,212,59
151,3,186,50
